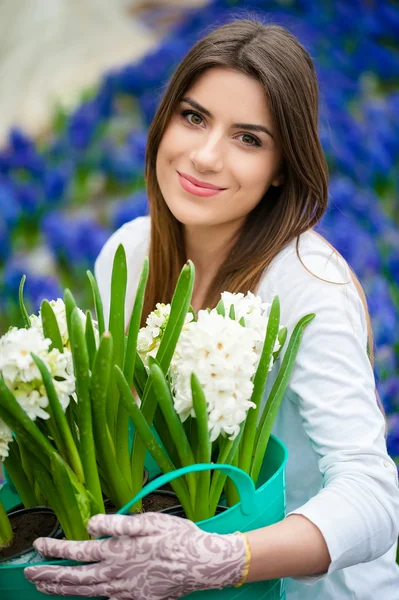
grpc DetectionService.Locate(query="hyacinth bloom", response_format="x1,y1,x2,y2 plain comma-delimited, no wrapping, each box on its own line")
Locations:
0,326,75,423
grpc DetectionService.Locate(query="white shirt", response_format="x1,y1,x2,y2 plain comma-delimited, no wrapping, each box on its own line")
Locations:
94,215,399,600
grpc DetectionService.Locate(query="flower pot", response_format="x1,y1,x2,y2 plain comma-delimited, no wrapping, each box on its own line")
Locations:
0,434,287,599
0,507,59,564
117,434,288,599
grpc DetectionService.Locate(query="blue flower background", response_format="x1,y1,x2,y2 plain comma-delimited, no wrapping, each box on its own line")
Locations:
0,1,398,463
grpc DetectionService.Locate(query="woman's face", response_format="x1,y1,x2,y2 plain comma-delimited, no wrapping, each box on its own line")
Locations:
156,67,283,228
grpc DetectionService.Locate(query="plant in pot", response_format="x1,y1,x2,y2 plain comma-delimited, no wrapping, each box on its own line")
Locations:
0,245,315,600
0,248,157,598
110,252,315,599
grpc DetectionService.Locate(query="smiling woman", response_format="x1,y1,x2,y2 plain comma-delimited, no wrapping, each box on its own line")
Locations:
155,67,284,305
25,16,399,600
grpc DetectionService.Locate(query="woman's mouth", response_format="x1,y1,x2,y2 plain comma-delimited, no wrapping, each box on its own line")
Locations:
177,172,225,198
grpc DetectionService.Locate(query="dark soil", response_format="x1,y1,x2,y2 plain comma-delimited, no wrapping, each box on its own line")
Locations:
104,491,179,515
0,510,58,561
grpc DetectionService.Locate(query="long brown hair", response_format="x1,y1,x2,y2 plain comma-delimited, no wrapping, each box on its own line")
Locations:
142,17,384,416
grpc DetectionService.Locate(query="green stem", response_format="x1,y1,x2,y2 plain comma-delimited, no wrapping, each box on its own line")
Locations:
130,261,195,509
3,441,37,508
251,313,315,482
86,270,105,338
0,500,13,550
240,296,280,474
69,308,104,512
115,366,194,519
91,333,133,507
19,275,31,329
85,310,97,369
124,257,149,387
149,360,196,501
41,300,64,352
224,453,240,507
31,353,85,483
191,373,211,521
108,244,128,440
209,429,243,514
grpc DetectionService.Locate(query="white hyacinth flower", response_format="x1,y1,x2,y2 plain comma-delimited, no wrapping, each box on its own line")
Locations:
0,418,13,460
216,291,282,369
138,303,194,369
170,310,258,442
0,326,75,421
30,298,93,350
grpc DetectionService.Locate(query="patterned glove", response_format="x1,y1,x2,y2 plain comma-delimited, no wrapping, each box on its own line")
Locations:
25,512,250,599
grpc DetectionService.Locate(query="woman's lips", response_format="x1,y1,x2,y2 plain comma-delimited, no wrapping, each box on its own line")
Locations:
177,172,225,197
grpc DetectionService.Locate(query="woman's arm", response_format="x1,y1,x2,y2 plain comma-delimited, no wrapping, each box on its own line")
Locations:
246,514,331,581
261,236,399,580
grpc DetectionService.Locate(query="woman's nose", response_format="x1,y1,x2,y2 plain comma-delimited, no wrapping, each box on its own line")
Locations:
189,134,224,173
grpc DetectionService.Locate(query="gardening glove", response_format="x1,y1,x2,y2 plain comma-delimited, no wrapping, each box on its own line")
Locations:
24,512,251,599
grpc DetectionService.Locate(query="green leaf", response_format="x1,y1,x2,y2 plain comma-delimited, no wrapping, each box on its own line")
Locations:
215,299,225,316
69,307,104,512
187,305,197,321
19,275,31,329
91,332,133,507
124,257,149,387
229,304,236,320
149,359,196,500
85,310,97,368
41,300,63,352
108,244,128,441
209,427,243,514
155,261,195,372
3,441,36,508
63,288,78,346
0,499,13,549
31,353,84,483
0,381,57,465
239,296,280,474
251,313,316,482
86,270,105,338
115,365,194,518
50,454,90,540
273,327,287,361
191,373,211,521
133,353,148,398
130,261,195,505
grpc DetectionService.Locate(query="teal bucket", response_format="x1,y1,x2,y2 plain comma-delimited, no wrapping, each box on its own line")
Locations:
0,434,287,599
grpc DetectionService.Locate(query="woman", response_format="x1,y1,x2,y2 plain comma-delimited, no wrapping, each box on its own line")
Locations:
25,17,399,599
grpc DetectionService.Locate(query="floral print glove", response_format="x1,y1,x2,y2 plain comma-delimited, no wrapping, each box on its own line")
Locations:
25,512,250,599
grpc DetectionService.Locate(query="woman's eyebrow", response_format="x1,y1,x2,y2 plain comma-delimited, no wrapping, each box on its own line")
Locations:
181,96,274,139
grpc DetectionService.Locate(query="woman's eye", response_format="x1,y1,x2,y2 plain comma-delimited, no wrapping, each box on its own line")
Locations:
181,110,203,126
237,133,261,147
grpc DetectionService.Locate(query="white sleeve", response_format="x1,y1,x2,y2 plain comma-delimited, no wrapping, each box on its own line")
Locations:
94,216,150,329
267,235,399,582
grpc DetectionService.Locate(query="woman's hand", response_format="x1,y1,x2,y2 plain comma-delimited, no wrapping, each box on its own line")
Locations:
24,512,248,599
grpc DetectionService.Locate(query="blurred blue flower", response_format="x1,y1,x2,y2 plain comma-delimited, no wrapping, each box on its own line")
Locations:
387,414,399,460
112,190,149,230
67,100,101,151
0,179,21,229
16,183,43,216
0,220,10,262
43,163,72,205
379,377,399,414
42,211,111,268
9,127,34,154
